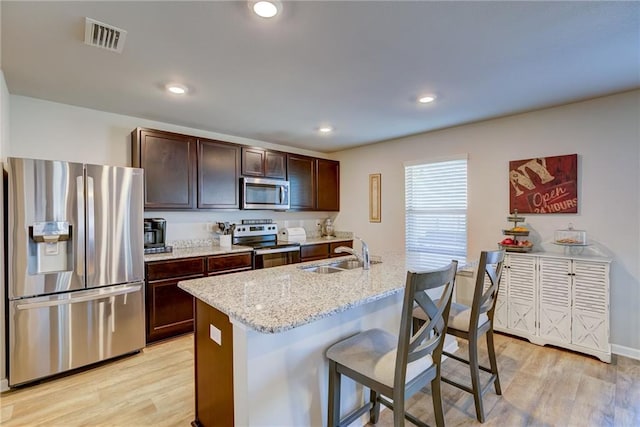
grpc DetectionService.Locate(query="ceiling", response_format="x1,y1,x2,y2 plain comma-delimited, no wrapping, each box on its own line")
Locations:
2,1,639,153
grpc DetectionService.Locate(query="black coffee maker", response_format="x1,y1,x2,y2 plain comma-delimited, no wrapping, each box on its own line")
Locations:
144,218,170,253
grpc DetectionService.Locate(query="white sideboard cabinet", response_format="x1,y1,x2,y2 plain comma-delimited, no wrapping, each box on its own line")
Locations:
492,252,611,362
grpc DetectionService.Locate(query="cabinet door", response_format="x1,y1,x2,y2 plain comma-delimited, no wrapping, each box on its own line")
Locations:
265,151,287,179
242,147,266,177
133,128,196,209
242,147,287,179
146,278,196,343
288,155,316,210
572,261,609,351
198,139,241,209
145,257,206,343
538,257,572,343
317,159,340,211
506,254,537,335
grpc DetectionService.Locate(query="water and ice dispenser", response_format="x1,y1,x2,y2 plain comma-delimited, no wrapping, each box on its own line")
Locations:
28,221,73,274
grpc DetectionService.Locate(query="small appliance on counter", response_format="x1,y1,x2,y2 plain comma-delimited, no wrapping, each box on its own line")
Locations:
144,218,173,254
322,218,335,238
279,227,307,243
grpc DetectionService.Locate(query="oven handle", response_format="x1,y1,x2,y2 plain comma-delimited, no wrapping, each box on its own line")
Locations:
254,246,300,255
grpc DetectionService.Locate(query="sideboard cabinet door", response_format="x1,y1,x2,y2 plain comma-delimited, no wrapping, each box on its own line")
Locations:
538,258,572,343
572,260,610,352
505,254,537,336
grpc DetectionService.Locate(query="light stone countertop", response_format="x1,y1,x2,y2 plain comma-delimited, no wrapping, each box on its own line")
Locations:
178,251,456,334
144,245,253,262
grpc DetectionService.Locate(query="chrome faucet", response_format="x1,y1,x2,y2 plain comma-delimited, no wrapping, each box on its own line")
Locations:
334,236,370,270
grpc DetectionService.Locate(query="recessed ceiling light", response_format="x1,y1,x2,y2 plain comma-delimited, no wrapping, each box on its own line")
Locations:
251,1,281,18
318,126,333,134
166,84,188,95
418,95,437,104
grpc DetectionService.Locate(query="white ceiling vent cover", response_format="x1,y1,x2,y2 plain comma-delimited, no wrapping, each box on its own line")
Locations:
84,18,127,53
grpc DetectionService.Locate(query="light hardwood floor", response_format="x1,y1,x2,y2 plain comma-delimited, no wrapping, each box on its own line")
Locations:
1,332,638,426
0,335,195,426
375,334,640,427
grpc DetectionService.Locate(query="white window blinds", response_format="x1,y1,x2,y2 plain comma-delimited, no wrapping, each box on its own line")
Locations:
405,157,468,263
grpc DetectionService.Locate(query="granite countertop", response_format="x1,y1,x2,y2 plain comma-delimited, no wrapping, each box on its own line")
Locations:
144,245,253,262
178,251,456,334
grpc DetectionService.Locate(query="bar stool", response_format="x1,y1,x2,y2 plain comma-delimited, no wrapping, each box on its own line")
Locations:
326,261,457,427
413,250,505,423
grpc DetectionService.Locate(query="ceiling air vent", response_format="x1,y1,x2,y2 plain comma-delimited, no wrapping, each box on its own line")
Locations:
84,17,127,53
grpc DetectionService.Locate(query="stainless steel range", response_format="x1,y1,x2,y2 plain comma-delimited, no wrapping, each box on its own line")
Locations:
233,220,300,269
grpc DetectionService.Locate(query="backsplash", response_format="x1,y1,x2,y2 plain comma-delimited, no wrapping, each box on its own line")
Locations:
153,211,345,245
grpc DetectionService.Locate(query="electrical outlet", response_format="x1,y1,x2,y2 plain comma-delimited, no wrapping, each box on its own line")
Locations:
209,324,222,345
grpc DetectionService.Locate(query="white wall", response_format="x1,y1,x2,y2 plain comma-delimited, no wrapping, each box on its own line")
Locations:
335,90,640,354
8,95,339,241
9,95,331,167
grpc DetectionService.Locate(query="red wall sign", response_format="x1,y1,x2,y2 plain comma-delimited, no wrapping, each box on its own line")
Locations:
509,154,578,214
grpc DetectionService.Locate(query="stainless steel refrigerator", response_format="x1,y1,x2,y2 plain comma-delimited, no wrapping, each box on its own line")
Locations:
6,157,145,386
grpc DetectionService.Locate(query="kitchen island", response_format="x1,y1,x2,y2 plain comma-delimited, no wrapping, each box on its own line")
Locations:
178,252,458,427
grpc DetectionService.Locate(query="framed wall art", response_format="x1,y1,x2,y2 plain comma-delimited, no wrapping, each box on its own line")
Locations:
509,153,578,214
369,173,381,222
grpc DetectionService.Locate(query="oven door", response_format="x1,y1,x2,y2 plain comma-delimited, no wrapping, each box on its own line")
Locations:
254,246,300,269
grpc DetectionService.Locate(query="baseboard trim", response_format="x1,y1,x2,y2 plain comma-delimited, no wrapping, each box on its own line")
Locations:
612,344,640,361
1,378,9,392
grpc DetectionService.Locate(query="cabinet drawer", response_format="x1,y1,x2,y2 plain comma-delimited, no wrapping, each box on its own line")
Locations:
301,244,329,261
329,241,352,257
146,257,206,281
208,253,253,274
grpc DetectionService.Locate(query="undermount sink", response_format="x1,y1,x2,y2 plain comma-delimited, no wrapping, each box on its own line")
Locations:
299,265,344,274
298,258,381,274
327,259,364,270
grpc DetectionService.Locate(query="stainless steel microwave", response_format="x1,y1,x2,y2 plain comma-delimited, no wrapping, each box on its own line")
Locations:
241,177,290,210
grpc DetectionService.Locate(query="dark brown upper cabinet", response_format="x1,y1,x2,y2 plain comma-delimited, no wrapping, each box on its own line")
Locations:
131,128,196,210
132,127,339,212
317,159,340,211
198,139,241,209
287,154,317,210
287,155,340,212
241,147,287,179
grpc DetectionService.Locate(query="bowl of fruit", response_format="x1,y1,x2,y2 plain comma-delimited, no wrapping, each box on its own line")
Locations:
498,238,533,252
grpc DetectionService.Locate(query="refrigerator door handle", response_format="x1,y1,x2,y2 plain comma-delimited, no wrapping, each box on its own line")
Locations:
86,175,96,279
15,284,142,310
76,175,85,283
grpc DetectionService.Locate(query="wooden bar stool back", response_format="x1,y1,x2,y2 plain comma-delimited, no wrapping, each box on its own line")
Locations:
414,250,505,422
325,261,457,427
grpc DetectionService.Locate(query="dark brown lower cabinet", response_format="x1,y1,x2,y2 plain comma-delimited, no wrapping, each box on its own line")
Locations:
145,252,252,344
300,240,353,262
